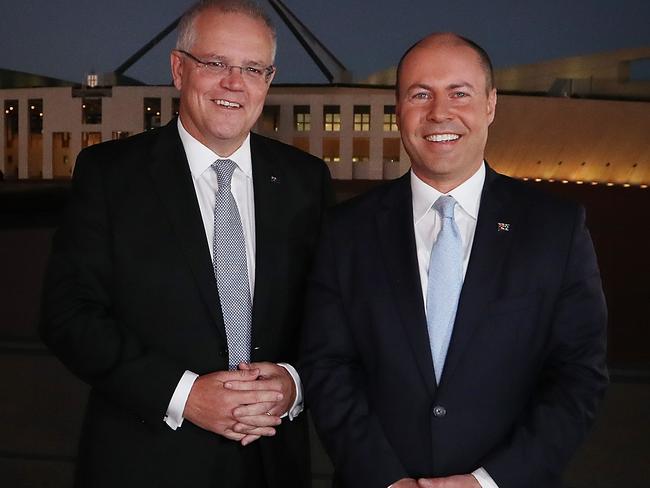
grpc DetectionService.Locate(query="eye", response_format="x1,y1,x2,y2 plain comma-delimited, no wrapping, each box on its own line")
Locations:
244,66,263,76
452,91,469,98
206,60,227,70
409,91,431,102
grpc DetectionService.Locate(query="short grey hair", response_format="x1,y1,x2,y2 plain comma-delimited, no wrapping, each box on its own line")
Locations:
176,0,277,61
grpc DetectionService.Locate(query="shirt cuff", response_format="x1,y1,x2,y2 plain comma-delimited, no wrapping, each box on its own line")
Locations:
277,362,304,420
163,370,199,430
472,467,499,488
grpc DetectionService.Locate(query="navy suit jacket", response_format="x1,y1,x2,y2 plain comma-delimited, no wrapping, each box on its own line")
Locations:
300,166,607,488
41,120,332,488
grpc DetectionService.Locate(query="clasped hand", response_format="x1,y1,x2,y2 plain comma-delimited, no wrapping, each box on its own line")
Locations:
183,362,296,446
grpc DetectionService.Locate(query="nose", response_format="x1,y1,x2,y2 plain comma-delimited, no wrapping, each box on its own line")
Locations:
426,97,452,122
219,66,245,90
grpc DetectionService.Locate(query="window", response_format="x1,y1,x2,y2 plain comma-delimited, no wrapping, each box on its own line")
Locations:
324,105,341,132
383,105,398,132
172,98,180,117
383,138,401,163
82,97,102,124
112,131,131,140
82,132,102,148
260,105,280,133
53,132,72,178
353,105,371,132
353,138,370,163
293,137,309,153
322,138,340,163
294,105,310,131
144,98,161,130
28,99,44,179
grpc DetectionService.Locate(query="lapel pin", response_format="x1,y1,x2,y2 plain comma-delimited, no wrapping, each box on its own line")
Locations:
270,175,280,184
497,222,510,232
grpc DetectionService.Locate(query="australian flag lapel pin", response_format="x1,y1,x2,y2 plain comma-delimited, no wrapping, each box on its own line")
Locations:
497,222,510,232
270,175,280,184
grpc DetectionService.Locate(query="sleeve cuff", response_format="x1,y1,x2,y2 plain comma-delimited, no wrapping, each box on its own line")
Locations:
472,467,499,488
277,362,304,420
163,370,199,430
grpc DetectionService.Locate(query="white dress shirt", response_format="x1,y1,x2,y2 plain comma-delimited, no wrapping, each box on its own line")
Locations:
164,118,303,430
409,163,498,488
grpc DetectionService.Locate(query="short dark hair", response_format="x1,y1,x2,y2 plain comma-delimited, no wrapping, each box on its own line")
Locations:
176,0,277,60
395,33,495,96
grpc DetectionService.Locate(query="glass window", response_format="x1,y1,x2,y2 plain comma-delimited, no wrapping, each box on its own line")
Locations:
294,105,311,132
144,98,161,130
260,105,280,133
324,105,341,132
82,97,102,124
322,138,340,163
353,138,370,163
383,105,398,132
353,105,371,132
383,138,401,163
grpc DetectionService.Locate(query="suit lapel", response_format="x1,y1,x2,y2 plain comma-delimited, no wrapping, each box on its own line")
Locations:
376,173,437,399
439,166,521,387
249,134,286,352
148,121,226,341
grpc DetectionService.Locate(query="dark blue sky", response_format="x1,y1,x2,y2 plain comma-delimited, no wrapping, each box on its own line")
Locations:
2,0,650,85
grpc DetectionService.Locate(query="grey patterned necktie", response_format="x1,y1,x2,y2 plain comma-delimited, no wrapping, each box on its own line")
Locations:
426,195,463,384
212,159,252,369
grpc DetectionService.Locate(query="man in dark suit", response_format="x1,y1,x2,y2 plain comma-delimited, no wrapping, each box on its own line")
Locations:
300,33,607,488
40,1,331,487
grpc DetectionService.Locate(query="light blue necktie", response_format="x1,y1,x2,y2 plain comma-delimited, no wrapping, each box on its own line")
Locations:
212,159,252,369
426,195,463,384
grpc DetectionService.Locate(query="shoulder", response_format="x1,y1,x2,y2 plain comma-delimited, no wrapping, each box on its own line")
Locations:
251,133,327,173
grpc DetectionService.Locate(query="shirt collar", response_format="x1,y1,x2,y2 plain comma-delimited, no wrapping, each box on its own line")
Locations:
177,117,252,179
411,162,486,223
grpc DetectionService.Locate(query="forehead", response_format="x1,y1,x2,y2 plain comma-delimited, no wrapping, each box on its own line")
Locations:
191,10,274,62
400,42,487,91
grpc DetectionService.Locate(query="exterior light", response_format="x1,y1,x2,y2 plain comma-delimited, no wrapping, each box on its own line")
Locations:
623,183,631,188
548,179,555,183
534,178,542,182
606,182,614,187
591,181,598,185
39,112,43,117
561,180,568,184
147,107,151,111
522,177,529,181
30,105,35,110
576,181,584,184
640,185,648,189
9,106,14,111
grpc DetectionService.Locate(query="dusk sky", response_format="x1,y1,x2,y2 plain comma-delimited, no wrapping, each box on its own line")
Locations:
2,0,650,85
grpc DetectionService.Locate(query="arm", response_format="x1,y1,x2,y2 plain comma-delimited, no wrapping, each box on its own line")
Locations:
481,205,608,487
299,221,408,487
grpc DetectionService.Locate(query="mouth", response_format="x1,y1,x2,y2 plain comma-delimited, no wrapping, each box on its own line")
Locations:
213,99,242,109
424,133,461,143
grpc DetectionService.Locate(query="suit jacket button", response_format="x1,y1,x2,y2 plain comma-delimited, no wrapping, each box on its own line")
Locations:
433,405,447,418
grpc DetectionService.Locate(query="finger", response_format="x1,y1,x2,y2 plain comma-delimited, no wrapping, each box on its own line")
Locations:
232,423,277,436
235,414,282,427
233,401,277,418
241,434,261,446
237,390,283,405
222,428,246,441
215,368,260,382
224,378,283,391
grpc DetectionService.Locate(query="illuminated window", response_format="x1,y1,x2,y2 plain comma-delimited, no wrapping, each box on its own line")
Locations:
28,99,43,179
53,132,72,178
82,97,102,124
353,105,370,132
383,105,398,132
144,98,161,130
293,137,309,153
87,73,98,88
82,132,102,148
112,131,131,140
353,138,370,163
324,105,341,132
323,138,340,162
294,105,310,131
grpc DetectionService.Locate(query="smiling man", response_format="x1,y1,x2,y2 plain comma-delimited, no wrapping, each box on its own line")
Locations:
300,33,607,488
41,1,331,487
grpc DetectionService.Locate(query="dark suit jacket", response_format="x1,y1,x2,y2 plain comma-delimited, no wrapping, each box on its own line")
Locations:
40,120,332,488
300,166,607,488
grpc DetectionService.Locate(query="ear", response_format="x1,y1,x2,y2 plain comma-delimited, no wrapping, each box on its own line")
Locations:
487,88,497,125
170,51,184,91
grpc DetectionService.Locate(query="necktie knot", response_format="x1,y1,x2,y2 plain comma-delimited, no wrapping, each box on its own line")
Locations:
433,195,457,220
212,159,237,190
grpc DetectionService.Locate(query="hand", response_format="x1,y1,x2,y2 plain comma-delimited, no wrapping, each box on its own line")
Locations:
391,479,419,487
225,362,297,445
417,474,481,487
183,368,283,442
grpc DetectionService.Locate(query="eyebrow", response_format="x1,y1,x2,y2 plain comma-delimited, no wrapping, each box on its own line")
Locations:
198,53,271,67
406,81,477,92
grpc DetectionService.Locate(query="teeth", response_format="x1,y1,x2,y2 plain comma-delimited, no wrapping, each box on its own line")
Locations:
425,133,460,142
215,99,241,108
